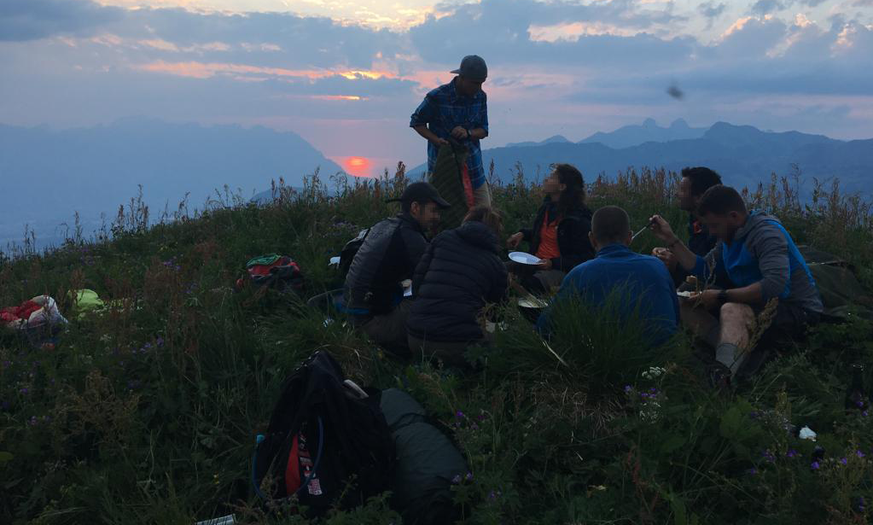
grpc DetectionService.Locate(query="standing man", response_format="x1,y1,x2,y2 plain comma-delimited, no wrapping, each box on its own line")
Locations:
410,55,491,222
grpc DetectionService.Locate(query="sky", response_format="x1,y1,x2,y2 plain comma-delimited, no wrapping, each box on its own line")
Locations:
1,0,872,177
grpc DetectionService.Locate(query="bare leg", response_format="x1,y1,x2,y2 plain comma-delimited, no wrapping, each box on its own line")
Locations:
714,302,756,376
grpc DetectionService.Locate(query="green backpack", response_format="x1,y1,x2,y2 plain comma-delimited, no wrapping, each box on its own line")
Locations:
799,246,873,320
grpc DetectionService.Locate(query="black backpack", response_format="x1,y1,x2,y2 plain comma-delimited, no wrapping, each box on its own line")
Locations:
338,229,370,277
251,351,394,514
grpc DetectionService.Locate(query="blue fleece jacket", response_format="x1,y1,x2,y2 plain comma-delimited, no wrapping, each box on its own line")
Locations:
537,244,680,346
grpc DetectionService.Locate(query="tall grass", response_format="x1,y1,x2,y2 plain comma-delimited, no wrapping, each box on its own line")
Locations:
1,165,872,524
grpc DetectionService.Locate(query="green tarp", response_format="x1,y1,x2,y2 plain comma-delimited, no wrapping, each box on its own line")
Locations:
428,143,470,230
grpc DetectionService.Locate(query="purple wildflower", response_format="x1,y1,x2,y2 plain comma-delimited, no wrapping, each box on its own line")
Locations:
858,497,866,513
786,449,799,459
857,450,866,459
624,385,632,393
451,474,461,484
762,450,776,463
19,387,28,394
810,461,821,470
747,468,758,475
840,457,848,466
465,472,473,481
455,411,465,420
156,337,164,347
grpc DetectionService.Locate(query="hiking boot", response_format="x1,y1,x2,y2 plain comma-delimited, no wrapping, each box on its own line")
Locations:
708,362,732,390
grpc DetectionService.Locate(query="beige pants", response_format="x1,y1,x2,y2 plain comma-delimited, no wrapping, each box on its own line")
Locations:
473,181,492,207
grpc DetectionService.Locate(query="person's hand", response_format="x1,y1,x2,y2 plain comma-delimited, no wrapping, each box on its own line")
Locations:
652,247,678,271
507,232,524,249
432,137,449,147
537,258,553,271
649,215,678,244
688,289,721,310
451,126,469,140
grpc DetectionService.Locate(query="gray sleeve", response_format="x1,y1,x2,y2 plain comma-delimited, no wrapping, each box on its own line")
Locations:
748,224,790,300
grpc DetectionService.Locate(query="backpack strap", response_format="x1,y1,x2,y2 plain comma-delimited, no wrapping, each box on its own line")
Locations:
252,416,325,501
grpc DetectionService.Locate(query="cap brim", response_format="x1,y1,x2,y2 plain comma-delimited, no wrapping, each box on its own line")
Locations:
450,69,461,74
434,197,451,209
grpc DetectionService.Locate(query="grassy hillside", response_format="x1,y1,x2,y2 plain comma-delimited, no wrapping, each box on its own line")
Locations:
2,167,873,524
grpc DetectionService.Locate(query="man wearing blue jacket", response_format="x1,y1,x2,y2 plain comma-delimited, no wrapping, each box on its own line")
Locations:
649,185,823,383
537,206,679,347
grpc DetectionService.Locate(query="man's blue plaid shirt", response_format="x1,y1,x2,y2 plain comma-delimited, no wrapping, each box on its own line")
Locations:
410,78,489,189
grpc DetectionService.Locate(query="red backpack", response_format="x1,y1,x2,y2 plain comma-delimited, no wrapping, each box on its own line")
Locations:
236,254,304,293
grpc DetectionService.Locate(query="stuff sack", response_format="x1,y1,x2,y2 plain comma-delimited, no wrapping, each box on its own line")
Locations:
252,351,394,515
380,388,468,525
237,254,304,293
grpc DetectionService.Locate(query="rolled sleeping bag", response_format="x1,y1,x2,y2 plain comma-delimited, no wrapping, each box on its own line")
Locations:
380,388,468,525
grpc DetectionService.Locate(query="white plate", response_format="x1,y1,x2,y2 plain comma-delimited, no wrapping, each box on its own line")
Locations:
509,251,543,265
518,296,549,309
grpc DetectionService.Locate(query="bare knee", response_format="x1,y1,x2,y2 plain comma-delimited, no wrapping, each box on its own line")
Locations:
720,302,754,327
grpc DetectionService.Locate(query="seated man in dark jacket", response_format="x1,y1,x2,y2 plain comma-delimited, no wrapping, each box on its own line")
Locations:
407,206,508,367
650,185,823,384
506,163,594,294
537,206,679,347
653,167,723,285
344,182,449,356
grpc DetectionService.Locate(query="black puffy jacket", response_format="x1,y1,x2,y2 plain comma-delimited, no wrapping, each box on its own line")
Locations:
344,214,428,315
521,199,595,272
407,221,508,342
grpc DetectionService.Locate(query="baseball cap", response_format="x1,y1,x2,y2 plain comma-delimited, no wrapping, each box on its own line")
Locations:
386,182,451,209
451,55,488,81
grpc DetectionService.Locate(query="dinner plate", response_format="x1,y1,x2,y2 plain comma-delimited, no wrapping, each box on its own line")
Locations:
517,296,549,309
508,251,543,265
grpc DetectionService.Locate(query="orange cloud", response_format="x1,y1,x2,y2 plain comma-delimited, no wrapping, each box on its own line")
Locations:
136,60,395,82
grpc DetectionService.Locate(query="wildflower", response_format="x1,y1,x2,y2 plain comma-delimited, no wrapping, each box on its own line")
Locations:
623,385,632,393
840,457,848,466
747,468,757,475
456,411,465,420
786,449,799,458
858,496,866,513
856,450,866,459
465,472,473,481
810,461,821,470
156,337,165,347
19,387,28,394
451,474,461,484
762,450,776,463
488,490,501,501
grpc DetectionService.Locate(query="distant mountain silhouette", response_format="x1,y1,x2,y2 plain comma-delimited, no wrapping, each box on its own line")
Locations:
0,118,343,249
505,135,572,148
411,121,872,195
579,118,706,149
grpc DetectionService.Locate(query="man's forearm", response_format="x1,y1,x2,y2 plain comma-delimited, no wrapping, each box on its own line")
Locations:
724,282,763,305
470,127,487,140
666,236,698,271
413,125,441,145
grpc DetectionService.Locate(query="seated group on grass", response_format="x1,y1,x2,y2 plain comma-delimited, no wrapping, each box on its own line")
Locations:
341,164,824,385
